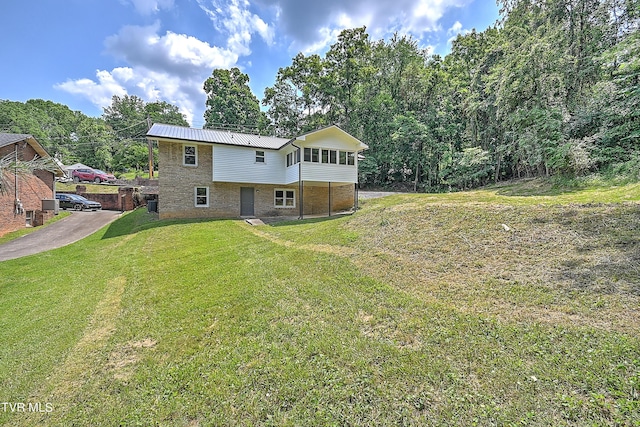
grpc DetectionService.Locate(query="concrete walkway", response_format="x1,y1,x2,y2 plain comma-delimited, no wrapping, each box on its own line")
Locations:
0,210,122,262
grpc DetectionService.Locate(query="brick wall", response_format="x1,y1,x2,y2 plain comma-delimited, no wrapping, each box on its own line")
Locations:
302,184,354,215
60,186,139,211
158,140,356,220
0,143,56,237
133,177,159,186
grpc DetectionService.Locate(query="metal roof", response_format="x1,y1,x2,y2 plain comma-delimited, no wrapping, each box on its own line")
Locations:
0,132,65,176
0,133,34,148
147,123,291,150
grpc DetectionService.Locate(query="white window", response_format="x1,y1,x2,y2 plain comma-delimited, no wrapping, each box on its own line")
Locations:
339,151,347,165
256,150,265,163
303,147,320,163
287,149,301,167
195,187,209,207
329,150,337,164
347,151,355,165
184,145,197,166
274,189,295,208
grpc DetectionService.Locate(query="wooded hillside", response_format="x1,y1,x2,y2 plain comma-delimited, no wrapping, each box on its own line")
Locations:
262,0,639,190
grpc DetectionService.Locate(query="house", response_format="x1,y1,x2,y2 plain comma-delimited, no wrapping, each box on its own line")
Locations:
0,133,64,236
146,124,368,220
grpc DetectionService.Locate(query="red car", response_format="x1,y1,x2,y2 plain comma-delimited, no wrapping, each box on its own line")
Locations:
72,168,116,183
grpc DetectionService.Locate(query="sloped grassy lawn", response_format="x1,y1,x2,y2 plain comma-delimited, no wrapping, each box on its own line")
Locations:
1,182,639,426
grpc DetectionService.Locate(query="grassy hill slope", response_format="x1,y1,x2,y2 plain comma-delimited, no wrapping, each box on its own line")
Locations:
1,180,638,426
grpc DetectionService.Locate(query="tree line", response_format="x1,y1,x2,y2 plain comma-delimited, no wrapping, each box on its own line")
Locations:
1,0,638,189
0,97,188,174
213,0,638,190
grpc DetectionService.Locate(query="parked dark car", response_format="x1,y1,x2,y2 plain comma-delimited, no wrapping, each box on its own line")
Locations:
72,168,116,183
55,194,102,211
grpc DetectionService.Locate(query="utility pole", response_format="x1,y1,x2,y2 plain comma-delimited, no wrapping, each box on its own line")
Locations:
147,116,154,178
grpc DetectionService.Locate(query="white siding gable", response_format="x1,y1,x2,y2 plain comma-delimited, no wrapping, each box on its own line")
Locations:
213,144,286,184
298,136,356,151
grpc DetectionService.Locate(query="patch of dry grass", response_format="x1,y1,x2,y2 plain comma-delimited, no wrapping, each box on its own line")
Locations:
348,201,640,332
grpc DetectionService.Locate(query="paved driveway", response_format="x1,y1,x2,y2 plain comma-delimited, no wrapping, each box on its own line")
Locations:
0,210,121,262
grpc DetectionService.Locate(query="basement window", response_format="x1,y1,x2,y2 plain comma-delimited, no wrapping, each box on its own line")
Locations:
195,186,209,207
274,189,295,208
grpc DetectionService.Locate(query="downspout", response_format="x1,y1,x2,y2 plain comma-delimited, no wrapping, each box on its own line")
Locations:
291,142,303,219
14,144,20,216
14,144,18,200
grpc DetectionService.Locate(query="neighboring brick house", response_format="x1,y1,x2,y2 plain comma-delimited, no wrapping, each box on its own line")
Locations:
0,133,64,236
147,124,368,220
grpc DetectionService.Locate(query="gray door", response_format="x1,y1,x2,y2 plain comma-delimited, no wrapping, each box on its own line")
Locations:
240,187,254,216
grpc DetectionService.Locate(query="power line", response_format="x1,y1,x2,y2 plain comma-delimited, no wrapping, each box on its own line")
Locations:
0,119,151,144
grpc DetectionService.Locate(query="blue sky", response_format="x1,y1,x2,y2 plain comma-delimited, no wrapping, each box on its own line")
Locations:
0,0,499,127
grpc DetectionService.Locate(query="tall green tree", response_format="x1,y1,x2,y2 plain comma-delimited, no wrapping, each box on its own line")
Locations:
203,68,262,131
72,117,114,170
323,27,373,129
103,95,187,171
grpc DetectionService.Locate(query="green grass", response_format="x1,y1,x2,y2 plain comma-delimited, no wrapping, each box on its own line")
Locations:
117,170,158,180
1,180,639,426
55,182,121,194
0,212,71,244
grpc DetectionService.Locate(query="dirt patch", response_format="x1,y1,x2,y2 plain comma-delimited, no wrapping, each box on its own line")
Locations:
107,339,158,380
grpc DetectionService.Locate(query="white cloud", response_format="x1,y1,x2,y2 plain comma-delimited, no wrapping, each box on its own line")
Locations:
198,0,275,56
128,0,174,15
57,67,201,125
257,0,470,54
55,68,130,108
446,20,472,44
448,20,464,36
56,23,242,125
105,22,238,75
298,27,344,55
